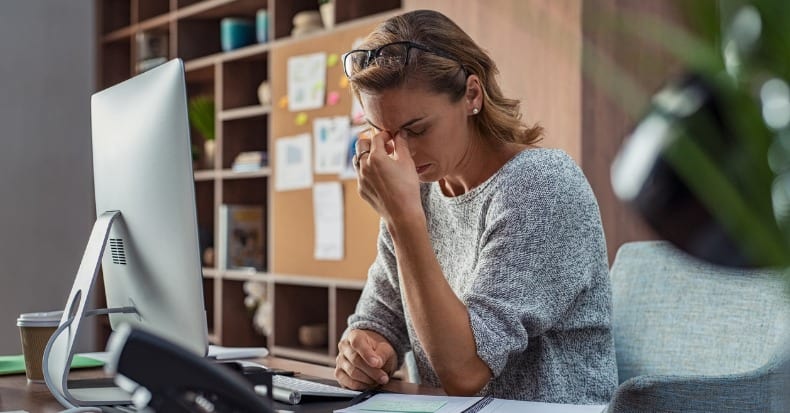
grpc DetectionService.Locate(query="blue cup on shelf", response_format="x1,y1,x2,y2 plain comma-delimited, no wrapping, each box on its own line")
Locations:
256,9,269,43
220,18,255,52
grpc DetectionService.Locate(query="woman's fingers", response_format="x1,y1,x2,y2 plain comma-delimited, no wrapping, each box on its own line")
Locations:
339,339,389,384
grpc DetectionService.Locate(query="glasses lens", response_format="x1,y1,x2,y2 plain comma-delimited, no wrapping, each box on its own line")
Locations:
344,50,370,78
371,43,410,70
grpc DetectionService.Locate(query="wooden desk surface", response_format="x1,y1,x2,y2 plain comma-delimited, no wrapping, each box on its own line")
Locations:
0,356,442,412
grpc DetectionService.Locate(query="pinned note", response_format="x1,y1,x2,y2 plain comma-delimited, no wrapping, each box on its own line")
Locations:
339,76,349,89
327,91,341,106
288,52,327,111
295,112,309,126
327,53,339,67
278,96,288,108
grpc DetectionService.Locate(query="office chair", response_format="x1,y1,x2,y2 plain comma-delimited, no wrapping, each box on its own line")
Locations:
607,241,790,413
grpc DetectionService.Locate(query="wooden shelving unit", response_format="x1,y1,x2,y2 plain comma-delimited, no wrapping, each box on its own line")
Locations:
96,0,400,365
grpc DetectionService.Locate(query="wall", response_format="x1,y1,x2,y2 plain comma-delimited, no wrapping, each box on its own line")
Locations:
403,0,583,161
0,1,96,353
582,0,684,261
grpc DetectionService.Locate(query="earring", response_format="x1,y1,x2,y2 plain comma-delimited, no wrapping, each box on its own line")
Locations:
472,108,479,114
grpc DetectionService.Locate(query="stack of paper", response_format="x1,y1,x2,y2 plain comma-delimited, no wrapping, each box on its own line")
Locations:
335,394,607,413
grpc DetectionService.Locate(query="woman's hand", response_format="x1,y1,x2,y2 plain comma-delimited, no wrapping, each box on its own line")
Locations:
335,329,398,390
354,131,423,224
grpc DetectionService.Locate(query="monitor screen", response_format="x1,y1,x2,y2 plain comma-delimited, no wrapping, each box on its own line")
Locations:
90,58,208,356
43,59,209,407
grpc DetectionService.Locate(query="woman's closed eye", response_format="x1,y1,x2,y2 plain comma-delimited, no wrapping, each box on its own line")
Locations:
402,126,427,138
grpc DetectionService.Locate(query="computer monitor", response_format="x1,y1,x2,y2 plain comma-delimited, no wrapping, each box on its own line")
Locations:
44,59,208,407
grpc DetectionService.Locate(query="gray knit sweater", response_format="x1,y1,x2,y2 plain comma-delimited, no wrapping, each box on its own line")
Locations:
348,148,617,403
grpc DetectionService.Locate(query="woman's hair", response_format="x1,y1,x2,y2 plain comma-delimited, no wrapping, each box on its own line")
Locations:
349,9,542,145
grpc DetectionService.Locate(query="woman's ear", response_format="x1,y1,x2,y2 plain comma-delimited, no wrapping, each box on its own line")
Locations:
465,75,482,115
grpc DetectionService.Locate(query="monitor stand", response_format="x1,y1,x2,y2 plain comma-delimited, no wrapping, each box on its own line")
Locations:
43,210,137,407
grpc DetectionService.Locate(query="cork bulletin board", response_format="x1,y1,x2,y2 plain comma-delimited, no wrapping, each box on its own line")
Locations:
271,18,387,280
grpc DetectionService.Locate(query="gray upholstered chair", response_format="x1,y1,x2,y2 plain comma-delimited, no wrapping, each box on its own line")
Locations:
607,241,790,413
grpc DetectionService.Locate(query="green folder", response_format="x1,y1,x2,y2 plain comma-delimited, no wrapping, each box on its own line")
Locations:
0,354,104,376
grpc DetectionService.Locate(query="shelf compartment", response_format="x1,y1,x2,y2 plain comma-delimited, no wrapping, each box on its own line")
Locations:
332,287,363,355
271,0,320,40
221,178,269,272
177,19,222,61
100,38,132,88
177,0,267,20
221,116,268,169
100,0,132,34
222,54,268,110
334,0,402,25
273,284,330,355
220,279,268,347
185,63,215,89
222,177,268,206
195,180,216,267
137,0,171,22
203,277,216,335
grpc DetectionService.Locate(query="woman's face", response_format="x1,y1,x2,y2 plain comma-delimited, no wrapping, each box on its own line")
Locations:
359,85,473,182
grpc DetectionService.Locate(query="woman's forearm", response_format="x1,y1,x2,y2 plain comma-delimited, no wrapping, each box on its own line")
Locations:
387,218,492,395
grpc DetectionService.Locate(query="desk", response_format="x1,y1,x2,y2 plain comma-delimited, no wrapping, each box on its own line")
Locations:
0,356,442,412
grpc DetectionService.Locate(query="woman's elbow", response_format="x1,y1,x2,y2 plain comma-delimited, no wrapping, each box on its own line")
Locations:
441,365,491,396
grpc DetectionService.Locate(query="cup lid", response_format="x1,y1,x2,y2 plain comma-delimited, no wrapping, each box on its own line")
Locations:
17,310,62,327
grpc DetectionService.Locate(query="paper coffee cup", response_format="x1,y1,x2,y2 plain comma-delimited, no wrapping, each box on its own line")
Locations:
17,311,62,383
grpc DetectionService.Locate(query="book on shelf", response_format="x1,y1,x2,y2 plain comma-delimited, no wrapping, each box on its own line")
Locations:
232,151,268,172
218,204,265,271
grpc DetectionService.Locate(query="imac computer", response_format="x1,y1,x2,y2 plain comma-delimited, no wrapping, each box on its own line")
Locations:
43,59,208,407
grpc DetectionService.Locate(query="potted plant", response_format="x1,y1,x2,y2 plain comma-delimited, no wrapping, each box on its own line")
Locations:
188,96,216,169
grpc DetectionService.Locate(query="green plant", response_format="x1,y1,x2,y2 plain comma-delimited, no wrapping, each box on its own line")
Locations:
188,95,215,141
588,1,790,269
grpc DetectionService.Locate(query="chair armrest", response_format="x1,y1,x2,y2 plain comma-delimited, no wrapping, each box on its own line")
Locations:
606,359,789,413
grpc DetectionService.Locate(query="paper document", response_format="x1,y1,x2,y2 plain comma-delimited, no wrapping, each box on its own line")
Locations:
479,399,607,413
335,393,607,413
275,134,313,191
288,52,327,111
314,116,351,174
313,181,344,260
335,394,480,413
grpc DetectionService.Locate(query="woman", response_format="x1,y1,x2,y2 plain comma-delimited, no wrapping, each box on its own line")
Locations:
335,9,617,404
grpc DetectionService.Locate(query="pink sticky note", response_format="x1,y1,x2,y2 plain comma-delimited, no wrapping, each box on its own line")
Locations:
327,91,341,106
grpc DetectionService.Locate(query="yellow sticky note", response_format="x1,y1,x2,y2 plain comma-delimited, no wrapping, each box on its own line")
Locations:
278,96,288,109
295,112,308,126
327,53,339,67
339,76,349,89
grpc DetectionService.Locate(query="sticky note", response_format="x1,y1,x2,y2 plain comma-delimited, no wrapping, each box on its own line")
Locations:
278,96,289,109
327,91,341,106
339,76,349,89
327,53,339,67
295,112,308,126
359,399,446,412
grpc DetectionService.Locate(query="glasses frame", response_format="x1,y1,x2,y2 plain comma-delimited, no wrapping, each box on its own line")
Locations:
342,41,461,79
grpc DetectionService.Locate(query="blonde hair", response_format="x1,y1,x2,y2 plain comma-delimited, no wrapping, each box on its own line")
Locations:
349,9,542,145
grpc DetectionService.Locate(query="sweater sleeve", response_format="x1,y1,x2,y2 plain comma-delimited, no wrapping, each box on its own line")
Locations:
460,163,603,378
347,221,410,366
